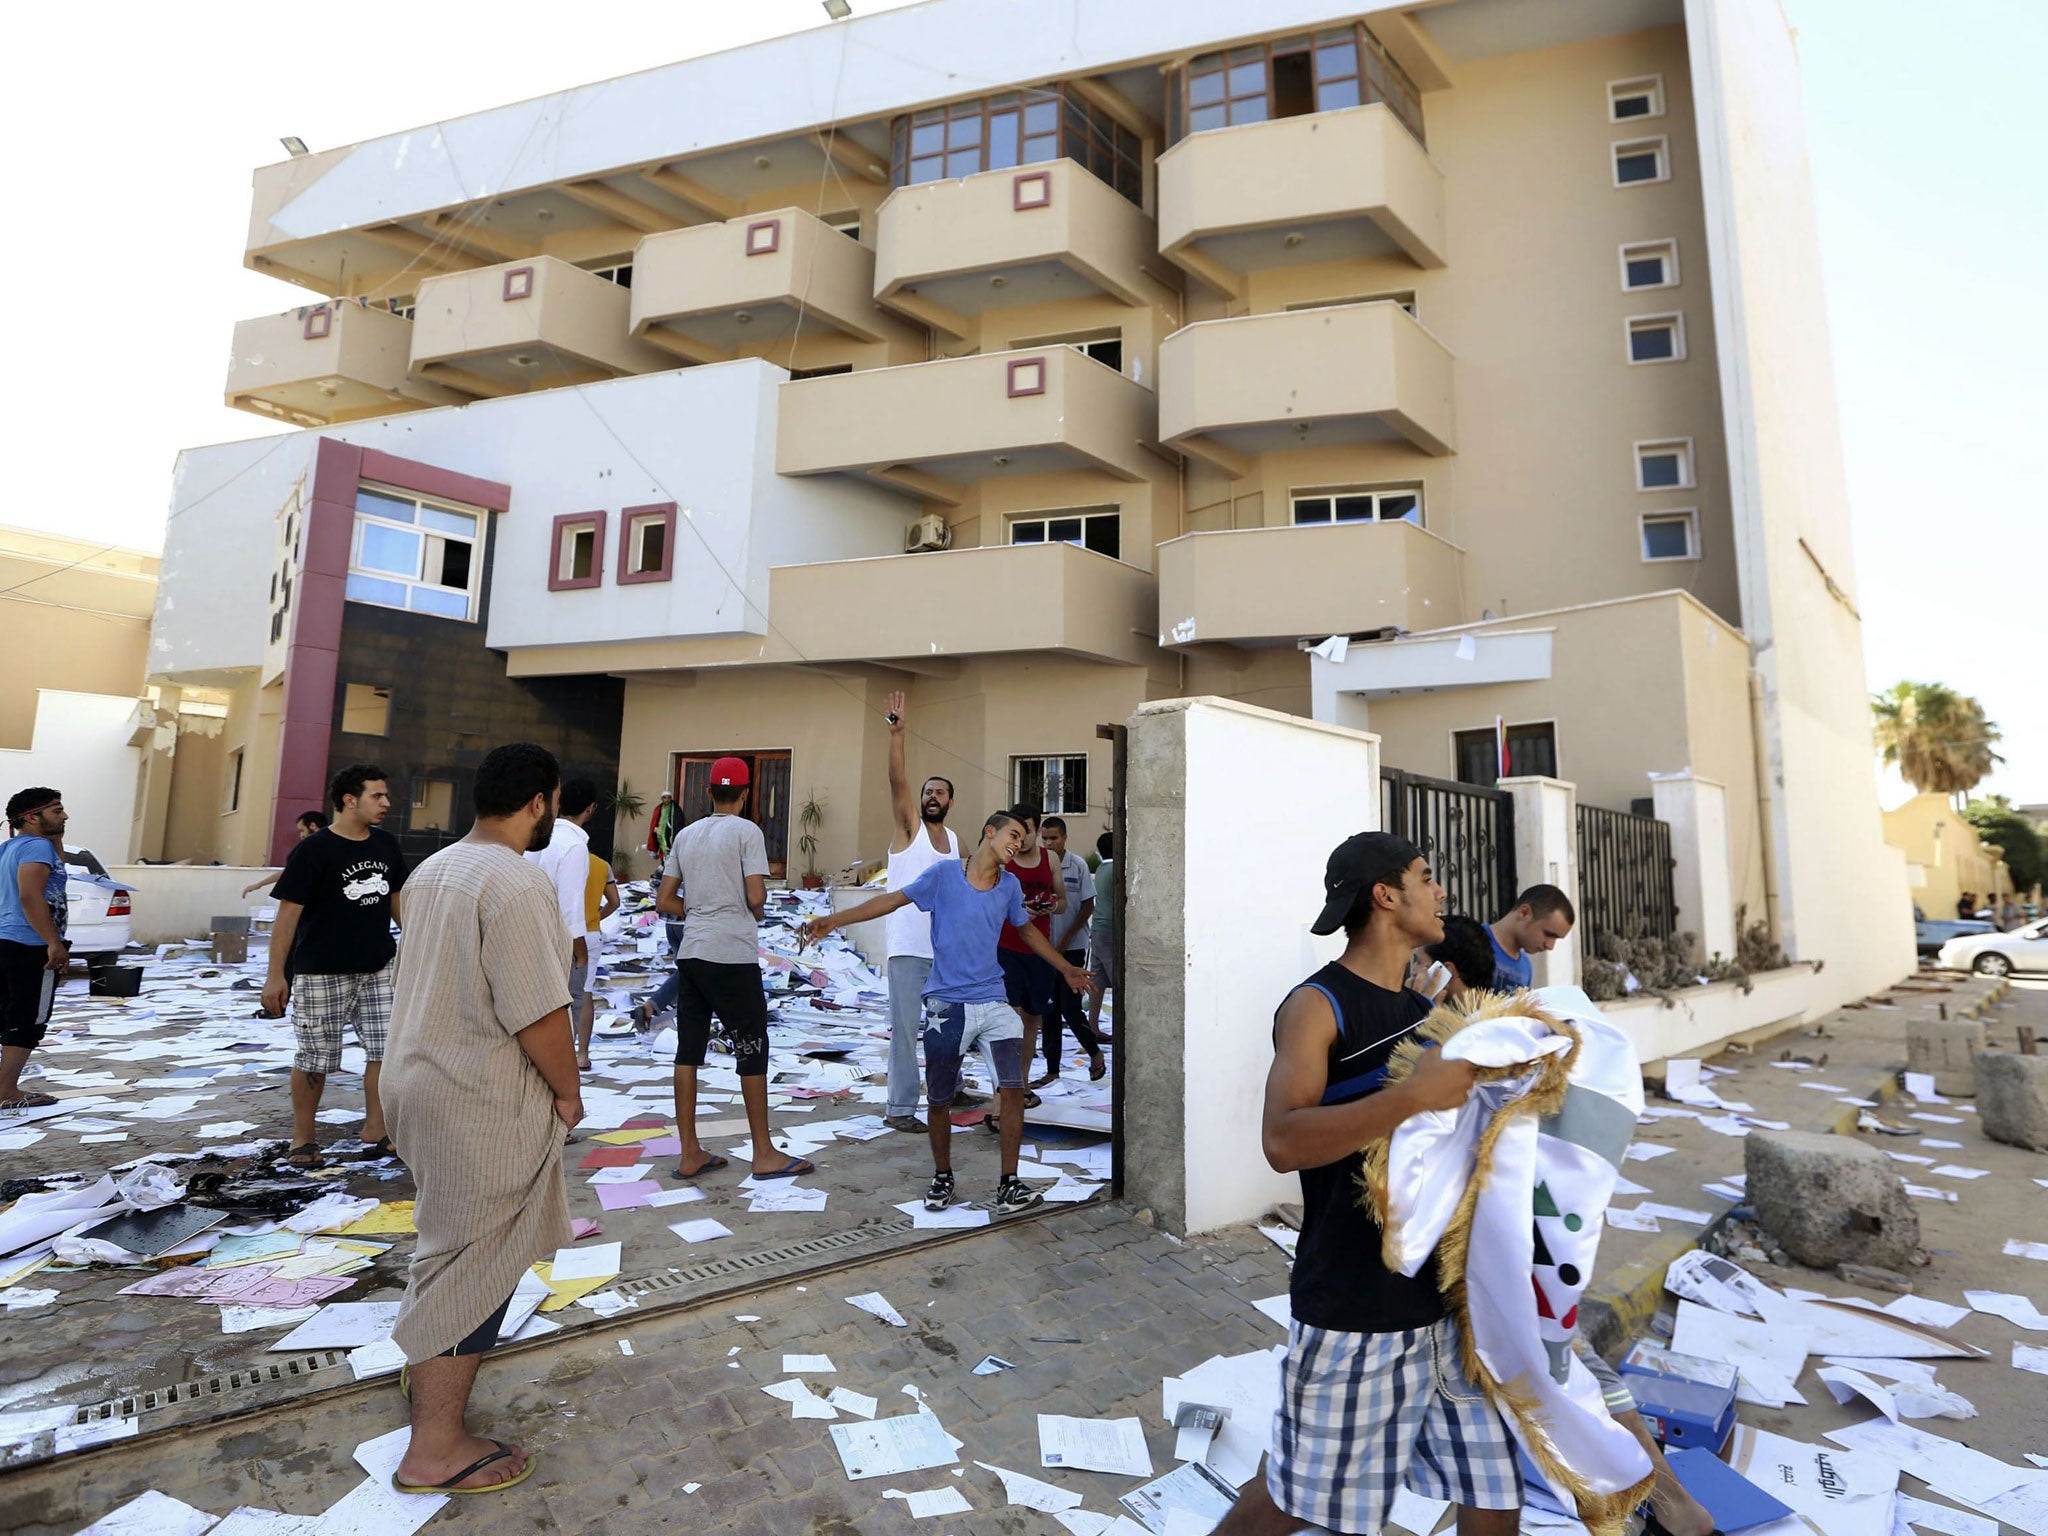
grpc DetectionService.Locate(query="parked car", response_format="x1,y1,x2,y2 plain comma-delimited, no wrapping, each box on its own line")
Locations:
61,848,134,965
1913,905,1993,958
1937,918,2048,976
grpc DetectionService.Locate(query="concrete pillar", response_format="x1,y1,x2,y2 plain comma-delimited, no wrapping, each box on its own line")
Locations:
1497,776,1579,988
1651,771,1737,965
1123,696,1380,1237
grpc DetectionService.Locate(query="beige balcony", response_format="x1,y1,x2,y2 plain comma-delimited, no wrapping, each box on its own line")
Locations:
873,161,1163,340
630,208,911,363
776,346,1160,503
1157,105,1446,294
409,256,668,398
1158,302,1455,473
1157,518,1465,646
225,303,464,426
770,542,1156,666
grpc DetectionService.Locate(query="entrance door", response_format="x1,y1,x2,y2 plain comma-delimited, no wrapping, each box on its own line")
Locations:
672,750,793,877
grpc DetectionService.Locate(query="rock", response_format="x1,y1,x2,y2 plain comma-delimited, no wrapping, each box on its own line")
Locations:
1744,1130,1920,1271
1907,1018,1987,1097
1975,1051,2048,1151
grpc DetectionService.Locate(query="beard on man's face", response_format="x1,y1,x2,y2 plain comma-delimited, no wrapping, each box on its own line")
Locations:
921,797,948,824
525,809,557,853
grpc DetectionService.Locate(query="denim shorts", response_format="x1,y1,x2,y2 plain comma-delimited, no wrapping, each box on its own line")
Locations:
922,999,1023,1106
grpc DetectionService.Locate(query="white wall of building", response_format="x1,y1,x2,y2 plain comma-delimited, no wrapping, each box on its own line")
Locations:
0,691,147,862
1686,0,1914,1006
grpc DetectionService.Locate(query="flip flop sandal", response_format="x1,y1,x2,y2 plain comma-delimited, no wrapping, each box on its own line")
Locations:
752,1159,815,1180
357,1137,395,1160
0,1091,58,1110
677,1156,729,1180
283,1143,325,1169
1089,1059,1107,1081
1022,1090,1043,1109
392,1441,535,1496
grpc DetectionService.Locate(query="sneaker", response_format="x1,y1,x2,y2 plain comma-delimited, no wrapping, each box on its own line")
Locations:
884,1114,928,1134
924,1171,956,1212
994,1175,1042,1215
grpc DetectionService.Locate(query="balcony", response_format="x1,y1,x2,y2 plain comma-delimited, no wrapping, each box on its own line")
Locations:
1156,105,1446,294
1156,518,1464,646
1158,302,1454,473
631,208,913,363
770,543,1156,666
873,161,1163,340
409,256,668,398
225,303,464,426
776,346,1160,503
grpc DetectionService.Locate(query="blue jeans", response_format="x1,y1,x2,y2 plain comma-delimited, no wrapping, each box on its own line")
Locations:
885,955,931,1116
644,921,685,1020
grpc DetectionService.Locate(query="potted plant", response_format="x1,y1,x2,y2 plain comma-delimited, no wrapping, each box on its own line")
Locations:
599,779,648,878
797,793,826,889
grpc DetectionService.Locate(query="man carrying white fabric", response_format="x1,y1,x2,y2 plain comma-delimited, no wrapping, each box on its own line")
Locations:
1210,831,1518,1536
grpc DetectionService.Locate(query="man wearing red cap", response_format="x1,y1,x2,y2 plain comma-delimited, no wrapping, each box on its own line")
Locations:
658,757,812,1182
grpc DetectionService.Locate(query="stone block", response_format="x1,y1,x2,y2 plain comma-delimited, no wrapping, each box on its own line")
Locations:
1975,1051,2048,1151
1906,1017,1986,1097
1745,1129,1920,1271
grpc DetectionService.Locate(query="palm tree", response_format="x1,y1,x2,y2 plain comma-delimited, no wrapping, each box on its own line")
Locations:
1872,681,2003,802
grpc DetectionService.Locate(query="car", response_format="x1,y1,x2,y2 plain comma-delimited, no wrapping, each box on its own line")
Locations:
1913,906,1994,958
61,848,135,966
1936,918,2048,977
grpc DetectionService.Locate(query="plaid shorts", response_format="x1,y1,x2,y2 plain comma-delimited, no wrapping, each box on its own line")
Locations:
291,963,395,1074
1270,1316,1521,1535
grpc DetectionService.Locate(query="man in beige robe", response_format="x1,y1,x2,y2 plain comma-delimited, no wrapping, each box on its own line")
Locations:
382,742,580,1494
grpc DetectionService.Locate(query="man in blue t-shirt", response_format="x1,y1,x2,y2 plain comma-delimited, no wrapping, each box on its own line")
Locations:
0,787,70,1110
1486,884,1576,993
802,810,1091,1217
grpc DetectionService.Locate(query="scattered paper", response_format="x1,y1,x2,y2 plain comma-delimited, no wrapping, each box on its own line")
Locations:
1039,1413,1154,1478
1606,1208,1662,1234
1964,1290,2048,1330
71,1490,219,1536
2014,1343,2048,1377
2004,1239,2048,1261
784,1353,836,1373
1626,1143,1677,1161
830,1412,961,1480
884,1486,972,1518
271,1301,401,1352
670,1218,733,1243
847,1291,908,1326
976,1461,1084,1513
1672,1300,1810,1406
548,1240,622,1281
1121,1460,1240,1531
828,1388,879,1419
1883,1296,1971,1330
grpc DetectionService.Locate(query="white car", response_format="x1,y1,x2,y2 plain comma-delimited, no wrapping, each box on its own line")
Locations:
62,848,135,965
1937,918,2048,977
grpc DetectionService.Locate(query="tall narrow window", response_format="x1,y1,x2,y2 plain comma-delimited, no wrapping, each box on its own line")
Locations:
221,750,244,815
549,511,605,592
618,503,677,585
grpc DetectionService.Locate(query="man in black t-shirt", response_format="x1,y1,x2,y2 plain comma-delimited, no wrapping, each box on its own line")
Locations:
1210,832,1519,1536
262,764,408,1168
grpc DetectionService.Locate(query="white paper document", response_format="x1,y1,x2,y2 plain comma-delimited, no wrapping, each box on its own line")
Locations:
828,1387,879,1419
669,1218,733,1243
72,1490,220,1536
1725,1424,1897,1536
548,1240,622,1281
975,1460,1085,1513
1039,1414,1154,1478
271,1301,402,1352
783,1353,836,1373
1964,1290,2048,1330
1605,1208,1662,1234
1671,1300,1810,1406
884,1486,972,1518
830,1412,961,1480
846,1291,909,1326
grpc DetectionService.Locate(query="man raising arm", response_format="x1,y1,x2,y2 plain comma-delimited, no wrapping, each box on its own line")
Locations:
877,691,960,1133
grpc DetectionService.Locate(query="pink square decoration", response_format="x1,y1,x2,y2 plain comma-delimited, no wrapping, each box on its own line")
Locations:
1006,356,1047,398
745,219,782,256
1013,171,1052,210
302,306,333,340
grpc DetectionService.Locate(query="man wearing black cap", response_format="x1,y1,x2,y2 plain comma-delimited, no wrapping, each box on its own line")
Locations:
1211,832,1521,1536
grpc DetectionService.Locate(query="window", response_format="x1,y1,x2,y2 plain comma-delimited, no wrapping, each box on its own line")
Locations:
1612,137,1669,186
618,502,676,585
1634,439,1695,491
1626,314,1685,364
1180,25,1424,145
1015,329,1123,374
1641,511,1700,562
549,511,605,592
1453,723,1557,788
1010,509,1120,560
341,684,390,736
221,750,244,815
345,485,484,621
587,262,633,289
1286,291,1418,318
1608,75,1665,121
789,362,854,380
1619,239,1678,291
384,298,416,320
1291,486,1423,527
890,87,1142,205
411,778,456,833
822,210,862,241
1013,754,1089,816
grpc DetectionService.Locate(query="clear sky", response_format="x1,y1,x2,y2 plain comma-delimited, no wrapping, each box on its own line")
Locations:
6,0,2038,798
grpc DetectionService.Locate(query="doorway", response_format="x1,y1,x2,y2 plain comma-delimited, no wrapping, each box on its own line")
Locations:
673,750,793,876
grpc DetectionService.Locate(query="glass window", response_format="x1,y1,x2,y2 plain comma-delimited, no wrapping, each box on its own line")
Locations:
1179,24,1422,145
1614,138,1668,185
1609,76,1665,122
356,489,416,524
1626,255,1666,288
1628,317,1683,363
419,506,477,537
1009,508,1120,561
1012,754,1090,815
890,87,1139,203
1642,513,1697,561
357,522,420,578
409,586,471,619
345,572,408,609
348,483,484,621
1454,723,1557,788
1636,440,1692,490
341,683,389,735
1291,486,1424,527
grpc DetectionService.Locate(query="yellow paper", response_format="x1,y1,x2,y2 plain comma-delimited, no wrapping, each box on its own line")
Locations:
0,1250,54,1288
531,1260,613,1313
589,1126,674,1146
337,1200,417,1235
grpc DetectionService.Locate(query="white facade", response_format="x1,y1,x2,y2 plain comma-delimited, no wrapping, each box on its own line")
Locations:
0,691,148,862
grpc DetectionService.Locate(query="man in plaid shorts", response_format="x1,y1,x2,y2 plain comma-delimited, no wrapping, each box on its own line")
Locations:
262,764,408,1168
1211,832,1520,1536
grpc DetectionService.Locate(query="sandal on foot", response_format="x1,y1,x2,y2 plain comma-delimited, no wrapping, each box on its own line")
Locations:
1088,1057,1107,1081
283,1143,325,1169
677,1155,729,1180
392,1441,535,1496
753,1158,815,1180
1022,1089,1043,1109
357,1137,395,1160
1028,1072,1059,1089
0,1091,57,1111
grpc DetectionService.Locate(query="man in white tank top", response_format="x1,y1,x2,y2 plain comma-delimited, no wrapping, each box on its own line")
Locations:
882,692,959,1133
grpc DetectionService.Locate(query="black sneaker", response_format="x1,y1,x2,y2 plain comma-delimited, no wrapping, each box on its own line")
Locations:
994,1175,1042,1214
924,1171,956,1212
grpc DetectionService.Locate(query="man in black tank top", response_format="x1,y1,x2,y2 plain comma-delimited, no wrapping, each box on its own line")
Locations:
1210,833,1522,1536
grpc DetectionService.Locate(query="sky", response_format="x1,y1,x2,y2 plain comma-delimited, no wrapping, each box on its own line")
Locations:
6,0,2040,800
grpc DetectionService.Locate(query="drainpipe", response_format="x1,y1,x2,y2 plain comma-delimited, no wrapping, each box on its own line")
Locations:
1747,666,1782,946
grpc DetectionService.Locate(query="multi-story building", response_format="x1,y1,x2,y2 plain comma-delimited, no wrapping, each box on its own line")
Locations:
146,0,1910,1001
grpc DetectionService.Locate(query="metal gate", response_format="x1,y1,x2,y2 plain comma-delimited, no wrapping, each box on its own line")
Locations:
1575,803,1677,945
1379,768,1517,921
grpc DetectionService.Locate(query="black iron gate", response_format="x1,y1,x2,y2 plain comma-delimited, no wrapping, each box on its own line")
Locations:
1575,803,1677,945
1380,768,1517,921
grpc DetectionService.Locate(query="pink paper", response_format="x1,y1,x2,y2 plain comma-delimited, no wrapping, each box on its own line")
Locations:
118,1264,357,1307
595,1180,662,1211
640,1136,682,1157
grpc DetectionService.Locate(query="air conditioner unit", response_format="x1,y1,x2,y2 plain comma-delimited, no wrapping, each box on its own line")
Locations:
904,514,951,553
